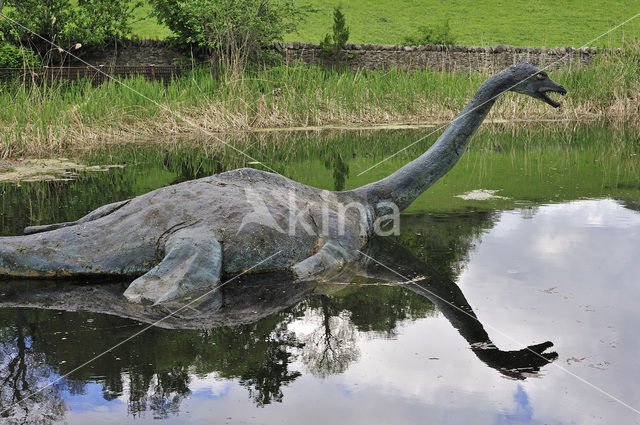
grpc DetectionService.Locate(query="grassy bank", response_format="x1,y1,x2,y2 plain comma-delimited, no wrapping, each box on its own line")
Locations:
1,50,639,158
128,0,640,47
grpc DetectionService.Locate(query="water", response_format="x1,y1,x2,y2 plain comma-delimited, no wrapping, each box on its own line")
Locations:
1,124,639,424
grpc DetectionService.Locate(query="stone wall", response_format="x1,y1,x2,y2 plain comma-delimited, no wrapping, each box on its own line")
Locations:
278,42,613,73
79,40,616,72
78,40,188,66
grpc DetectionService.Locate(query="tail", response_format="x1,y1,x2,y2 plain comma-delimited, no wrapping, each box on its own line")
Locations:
0,234,91,278
1,199,138,278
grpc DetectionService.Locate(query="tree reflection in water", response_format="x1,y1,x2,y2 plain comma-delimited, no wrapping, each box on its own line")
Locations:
299,296,360,378
239,320,302,406
0,311,66,424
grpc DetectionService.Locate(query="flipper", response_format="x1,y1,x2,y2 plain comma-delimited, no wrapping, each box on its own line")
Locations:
292,241,356,281
23,199,131,235
123,226,222,305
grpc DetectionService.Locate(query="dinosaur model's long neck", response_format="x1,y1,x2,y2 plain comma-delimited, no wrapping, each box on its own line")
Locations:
352,71,511,213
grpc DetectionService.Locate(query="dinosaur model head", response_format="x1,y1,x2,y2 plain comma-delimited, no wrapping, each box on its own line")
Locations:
506,62,567,108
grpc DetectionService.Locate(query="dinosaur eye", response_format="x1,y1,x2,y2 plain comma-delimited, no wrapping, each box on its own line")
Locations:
536,73,546,80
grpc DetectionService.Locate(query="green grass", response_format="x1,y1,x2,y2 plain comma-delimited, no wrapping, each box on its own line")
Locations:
128,0,640,47
129,2,173,40
289,0,640,47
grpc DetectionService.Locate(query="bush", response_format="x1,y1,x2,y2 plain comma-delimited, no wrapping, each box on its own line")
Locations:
150,0,301,77
403,19,456,45
0,0,140,60
0,43,41,68
319,6,350,57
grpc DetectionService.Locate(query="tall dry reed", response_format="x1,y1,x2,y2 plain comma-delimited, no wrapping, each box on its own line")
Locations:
1,42,638,158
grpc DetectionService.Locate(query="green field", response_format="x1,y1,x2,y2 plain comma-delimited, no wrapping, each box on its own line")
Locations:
130,1,173,40
129,0,640,47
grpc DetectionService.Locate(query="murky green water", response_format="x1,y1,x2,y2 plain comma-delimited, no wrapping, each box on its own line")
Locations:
1,123,639,424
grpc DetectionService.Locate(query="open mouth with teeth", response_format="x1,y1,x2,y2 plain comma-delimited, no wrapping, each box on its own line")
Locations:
537,87,567,108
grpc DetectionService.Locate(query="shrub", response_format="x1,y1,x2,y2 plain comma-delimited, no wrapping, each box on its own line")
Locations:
403,19,456,45
0,0,140,60
0,43,41,67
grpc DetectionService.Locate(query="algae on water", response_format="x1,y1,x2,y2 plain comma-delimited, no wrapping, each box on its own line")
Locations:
455,189,510,201
0,158,124,183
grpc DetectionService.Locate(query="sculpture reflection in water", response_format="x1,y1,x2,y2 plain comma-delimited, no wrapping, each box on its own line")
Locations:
357,237,558,378
0,236,556,422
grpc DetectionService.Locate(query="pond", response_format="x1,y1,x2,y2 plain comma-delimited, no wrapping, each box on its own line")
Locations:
1,123,639,424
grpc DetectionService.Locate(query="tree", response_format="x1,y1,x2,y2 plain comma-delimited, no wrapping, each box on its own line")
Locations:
0,0,140,63
319,5,349,58
150,0,301,79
